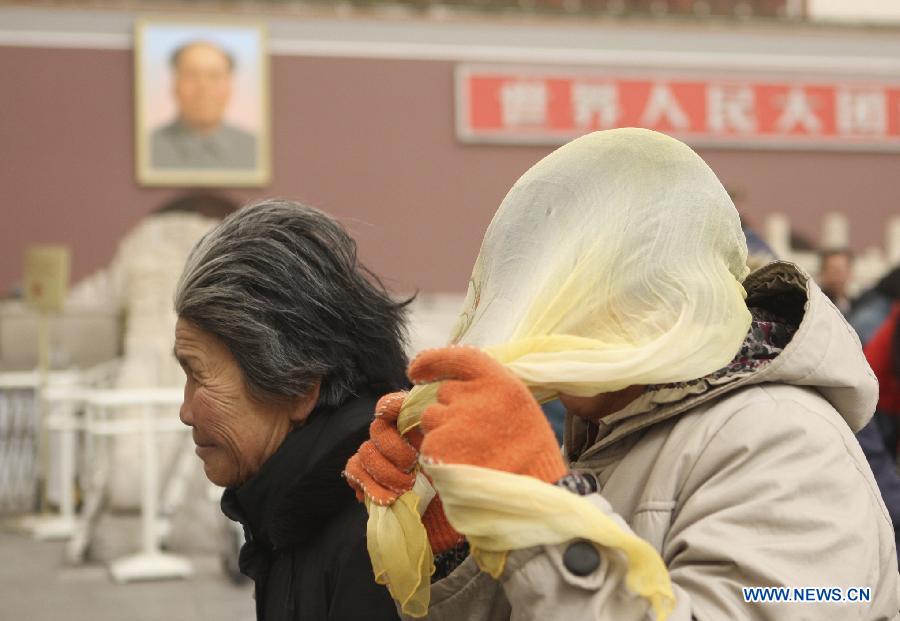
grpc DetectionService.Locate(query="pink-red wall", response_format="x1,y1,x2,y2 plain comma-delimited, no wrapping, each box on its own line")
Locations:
2,45,899,295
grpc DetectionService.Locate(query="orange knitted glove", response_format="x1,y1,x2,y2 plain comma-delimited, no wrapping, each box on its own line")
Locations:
409,346,568,483
343,392,464,553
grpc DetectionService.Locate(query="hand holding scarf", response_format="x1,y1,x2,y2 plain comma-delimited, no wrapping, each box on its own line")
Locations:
410,346,568,484
344,392,462,552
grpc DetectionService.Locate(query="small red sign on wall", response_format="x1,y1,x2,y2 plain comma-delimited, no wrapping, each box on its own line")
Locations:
455,64,900,150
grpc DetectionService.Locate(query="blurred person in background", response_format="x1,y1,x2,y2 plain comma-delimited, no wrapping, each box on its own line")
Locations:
848,265,900,567
346,129,899,620
856,298,900,565
151,40,257,169
819,248,855,315
174,200,404,621
850,266,900,347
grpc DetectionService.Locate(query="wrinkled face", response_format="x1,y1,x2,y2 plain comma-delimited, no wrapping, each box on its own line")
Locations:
173,43,233,133
174,318,317,487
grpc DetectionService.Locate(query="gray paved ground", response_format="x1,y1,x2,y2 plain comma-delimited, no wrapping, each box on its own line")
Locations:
0,527,254,621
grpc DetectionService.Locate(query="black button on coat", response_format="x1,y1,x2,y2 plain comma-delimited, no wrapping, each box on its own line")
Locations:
221,394,399,621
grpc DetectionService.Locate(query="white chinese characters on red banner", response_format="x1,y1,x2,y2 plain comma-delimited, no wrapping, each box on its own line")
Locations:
456,66,900,149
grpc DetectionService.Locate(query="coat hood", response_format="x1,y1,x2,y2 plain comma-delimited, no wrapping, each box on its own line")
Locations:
569,262,878,459
746,262,877,432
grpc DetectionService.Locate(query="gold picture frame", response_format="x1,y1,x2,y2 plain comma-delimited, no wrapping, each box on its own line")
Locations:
134,18,271,187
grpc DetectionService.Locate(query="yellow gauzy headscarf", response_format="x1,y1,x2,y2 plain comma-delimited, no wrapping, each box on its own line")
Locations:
367,128,752,619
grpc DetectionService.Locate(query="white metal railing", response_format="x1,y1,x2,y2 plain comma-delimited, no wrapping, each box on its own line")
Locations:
80,388,193,583
0,369,81,516
2,361,196,582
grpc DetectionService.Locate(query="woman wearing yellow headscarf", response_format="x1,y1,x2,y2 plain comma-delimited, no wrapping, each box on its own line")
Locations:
345,128,900,620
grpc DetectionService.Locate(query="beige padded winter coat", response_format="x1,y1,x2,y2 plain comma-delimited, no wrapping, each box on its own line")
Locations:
409,263,900,620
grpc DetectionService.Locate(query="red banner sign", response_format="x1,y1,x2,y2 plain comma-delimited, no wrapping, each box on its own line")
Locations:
455,65,900,150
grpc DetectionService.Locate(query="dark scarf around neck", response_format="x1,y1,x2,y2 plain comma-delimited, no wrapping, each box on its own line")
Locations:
220,394,377,583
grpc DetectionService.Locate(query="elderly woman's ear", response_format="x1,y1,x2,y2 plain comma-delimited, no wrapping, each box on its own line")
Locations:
291,380,321,427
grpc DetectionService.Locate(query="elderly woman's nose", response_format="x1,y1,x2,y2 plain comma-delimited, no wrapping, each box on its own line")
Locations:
179,400,194,426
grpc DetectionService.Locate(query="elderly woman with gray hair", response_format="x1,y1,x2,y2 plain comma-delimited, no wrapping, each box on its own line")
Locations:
174,200,404,621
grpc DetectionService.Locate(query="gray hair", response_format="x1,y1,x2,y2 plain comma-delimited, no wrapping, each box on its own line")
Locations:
175,199,411,410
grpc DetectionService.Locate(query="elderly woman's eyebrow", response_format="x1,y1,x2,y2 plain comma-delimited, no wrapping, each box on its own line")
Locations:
173,347,197,368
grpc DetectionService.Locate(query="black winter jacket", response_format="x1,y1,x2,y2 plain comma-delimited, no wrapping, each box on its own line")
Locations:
221,394,399,621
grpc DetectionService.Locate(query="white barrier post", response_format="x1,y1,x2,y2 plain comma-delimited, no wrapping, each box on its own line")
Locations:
887,216,900,267
822,212,849,250
765,213,791,261
27,395,80,540
141,403,158,555
15,372,82,540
